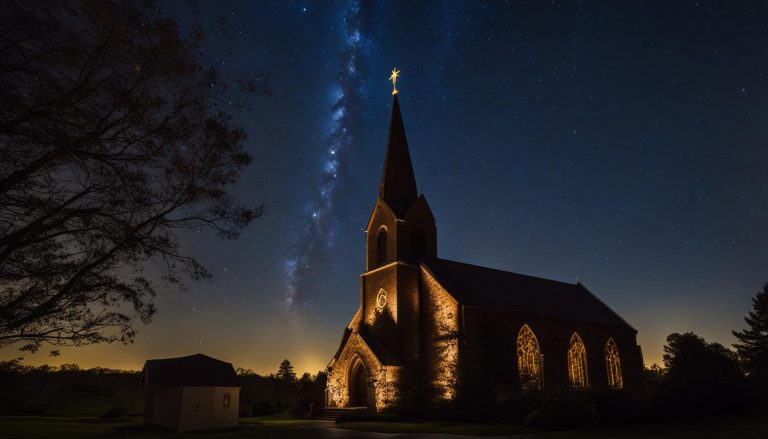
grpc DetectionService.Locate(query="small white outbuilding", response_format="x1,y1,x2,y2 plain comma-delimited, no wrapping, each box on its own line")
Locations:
140,353,240,431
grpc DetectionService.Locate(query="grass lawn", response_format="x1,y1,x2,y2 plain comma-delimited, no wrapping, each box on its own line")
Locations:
1,414,766,438
2,390,146,418
531,416,768,439
0,415,324,439
335,416,768,438
337,420,538,435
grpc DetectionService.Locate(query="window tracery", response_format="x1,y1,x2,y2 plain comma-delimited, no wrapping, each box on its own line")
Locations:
517,324,543,389
605,338,623,389
568,333,588,387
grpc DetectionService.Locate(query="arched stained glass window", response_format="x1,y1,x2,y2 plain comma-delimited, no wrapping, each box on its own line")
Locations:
376,227,387,265
517,324,543,389
568,333,589,388
605,338,623,389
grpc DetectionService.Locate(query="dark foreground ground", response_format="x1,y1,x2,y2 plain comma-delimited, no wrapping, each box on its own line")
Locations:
1,415,767,439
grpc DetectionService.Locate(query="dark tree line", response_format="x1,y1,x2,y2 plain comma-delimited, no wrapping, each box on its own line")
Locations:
733,283,768,389
647,283,768,418
0,358,325,418
237,359,326,417
0,0,267,352
648,332,746,418
0,358,140,415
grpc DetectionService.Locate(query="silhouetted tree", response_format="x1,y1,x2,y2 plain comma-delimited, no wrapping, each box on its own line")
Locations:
0,0,268,352
276,360,297,383
643,363,665,401
291,371,327,417
732,283,768,392
653,332,745,418
236,364,326,417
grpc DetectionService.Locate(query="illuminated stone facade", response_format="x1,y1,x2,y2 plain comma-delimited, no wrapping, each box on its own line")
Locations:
421,267,459,399
326,95,644,411
325,313,400,410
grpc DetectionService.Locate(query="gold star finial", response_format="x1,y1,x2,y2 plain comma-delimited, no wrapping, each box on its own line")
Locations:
389,67,400,95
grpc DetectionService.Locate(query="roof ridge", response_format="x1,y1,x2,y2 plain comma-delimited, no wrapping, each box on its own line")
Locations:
422,257,634,330
429,257,579,287
575,282,637,332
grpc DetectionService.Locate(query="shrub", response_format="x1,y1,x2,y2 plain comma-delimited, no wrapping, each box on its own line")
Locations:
524,392,598,429
9,402,50,415
290,393,315,418
250,401,276,416
101,401,127,419
494,389,543,422
589,388,642,424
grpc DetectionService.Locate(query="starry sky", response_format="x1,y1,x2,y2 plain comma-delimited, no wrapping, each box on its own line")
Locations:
4,1,767,374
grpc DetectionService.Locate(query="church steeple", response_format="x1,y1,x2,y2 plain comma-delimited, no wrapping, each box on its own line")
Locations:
379,94,418,217
365,72,436,271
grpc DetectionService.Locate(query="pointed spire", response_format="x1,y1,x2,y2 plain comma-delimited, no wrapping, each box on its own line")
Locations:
379,94,418,217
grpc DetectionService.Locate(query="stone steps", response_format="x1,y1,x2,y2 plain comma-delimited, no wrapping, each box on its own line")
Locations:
313,406,367,421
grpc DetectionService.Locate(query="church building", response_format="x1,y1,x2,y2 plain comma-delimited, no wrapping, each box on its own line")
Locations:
326,89,644,411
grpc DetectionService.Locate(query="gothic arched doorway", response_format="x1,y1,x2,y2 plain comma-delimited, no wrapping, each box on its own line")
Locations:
348,357,369,407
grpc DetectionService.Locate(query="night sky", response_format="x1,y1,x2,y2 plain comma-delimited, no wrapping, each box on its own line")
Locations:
4,1,767,374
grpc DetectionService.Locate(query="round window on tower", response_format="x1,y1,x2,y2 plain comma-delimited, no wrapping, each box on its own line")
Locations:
376,289,387,311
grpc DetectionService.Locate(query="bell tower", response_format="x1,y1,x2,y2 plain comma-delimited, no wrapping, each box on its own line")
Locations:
365,94,437,269
360,86,436,362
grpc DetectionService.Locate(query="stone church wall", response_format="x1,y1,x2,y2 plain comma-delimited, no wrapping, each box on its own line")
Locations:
420,267,460,400
460,307,645,397
361,262,421,362
326,331,400,411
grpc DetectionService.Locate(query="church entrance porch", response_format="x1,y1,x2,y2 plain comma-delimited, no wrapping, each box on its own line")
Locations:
348,357,369,408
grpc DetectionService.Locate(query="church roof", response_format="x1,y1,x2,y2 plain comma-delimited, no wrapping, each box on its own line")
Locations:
329,325,401,368
421,258,635,331
356,325,401,366
379,95,418,217
140,353,239,390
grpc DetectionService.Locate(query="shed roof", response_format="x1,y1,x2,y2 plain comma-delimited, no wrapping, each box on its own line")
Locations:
141,353,239,390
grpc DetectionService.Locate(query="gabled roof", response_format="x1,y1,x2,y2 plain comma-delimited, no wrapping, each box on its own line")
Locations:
379,95,418,217
329,326,401,368
141,353,239,390
328,306,401,368
356,325,401,366
421,258,635,331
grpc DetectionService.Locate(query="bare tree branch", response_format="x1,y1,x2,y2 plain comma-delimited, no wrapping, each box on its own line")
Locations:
0,0,269,351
